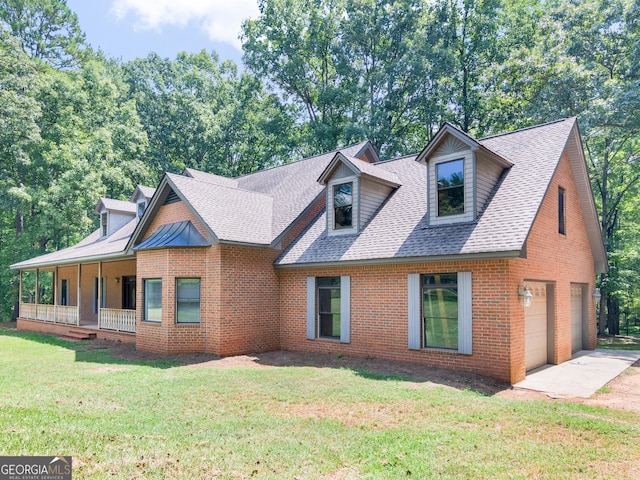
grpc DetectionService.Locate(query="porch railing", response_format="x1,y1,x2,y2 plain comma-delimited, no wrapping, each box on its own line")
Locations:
99,308,136,333
19,303,80,326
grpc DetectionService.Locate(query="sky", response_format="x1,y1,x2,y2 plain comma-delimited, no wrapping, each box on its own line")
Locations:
66,0,260,64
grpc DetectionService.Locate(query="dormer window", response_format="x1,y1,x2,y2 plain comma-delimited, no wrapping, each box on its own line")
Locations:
101,212,108,237
437,159,464,216
333,182,353,229
137,201,146,219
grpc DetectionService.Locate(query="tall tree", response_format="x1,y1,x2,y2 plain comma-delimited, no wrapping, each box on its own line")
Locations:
0,0,86,68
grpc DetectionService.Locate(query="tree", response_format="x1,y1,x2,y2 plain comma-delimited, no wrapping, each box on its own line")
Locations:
0,0,87,68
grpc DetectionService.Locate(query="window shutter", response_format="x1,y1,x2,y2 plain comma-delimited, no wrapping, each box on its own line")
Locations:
340,276,350,343
306,277,316,340
408,274,421,350
458,271,473,354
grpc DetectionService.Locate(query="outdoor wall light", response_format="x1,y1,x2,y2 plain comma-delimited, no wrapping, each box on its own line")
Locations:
518,286,533,308
592,288,601,305
115,277,120,284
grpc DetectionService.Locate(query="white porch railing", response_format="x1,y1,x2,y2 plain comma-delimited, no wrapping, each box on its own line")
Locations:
19,303,38,320
19,303,80,326
55,305,79,325
36,304,55,322
99,308,136,333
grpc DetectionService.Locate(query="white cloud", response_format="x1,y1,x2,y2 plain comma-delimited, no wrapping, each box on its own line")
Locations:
109,0,260,48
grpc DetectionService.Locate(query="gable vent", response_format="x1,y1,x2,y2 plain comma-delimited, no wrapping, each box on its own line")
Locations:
163,188,180,205
333,164,354,180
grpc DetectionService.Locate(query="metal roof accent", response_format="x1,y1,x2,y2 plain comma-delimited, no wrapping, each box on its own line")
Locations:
133,220,209,251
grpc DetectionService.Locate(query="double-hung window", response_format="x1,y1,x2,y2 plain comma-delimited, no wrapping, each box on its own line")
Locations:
101,212,108,237
408,272,472,354
437,159,464,216
306,276,351,343
333,182,353,229
144,278,162,322
176,278,201,324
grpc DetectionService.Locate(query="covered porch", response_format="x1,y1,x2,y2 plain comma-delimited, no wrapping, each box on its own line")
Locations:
18,259,137,334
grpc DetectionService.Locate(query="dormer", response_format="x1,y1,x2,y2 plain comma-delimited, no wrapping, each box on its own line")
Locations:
416,123,512,226
129,185,156,220
318,152,401,236
95,198,136,238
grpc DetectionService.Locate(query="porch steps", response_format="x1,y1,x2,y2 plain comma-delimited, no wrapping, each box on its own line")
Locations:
61,328,97,341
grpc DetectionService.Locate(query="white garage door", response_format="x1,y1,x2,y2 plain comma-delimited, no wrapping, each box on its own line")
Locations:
525,283,548,371
571,285,583,354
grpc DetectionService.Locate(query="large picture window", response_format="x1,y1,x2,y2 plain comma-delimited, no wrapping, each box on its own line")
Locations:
437,159,464,216
333,182,353,229
176,278,201,324
144,278,162,322
317,277,341,338
423,274,458,350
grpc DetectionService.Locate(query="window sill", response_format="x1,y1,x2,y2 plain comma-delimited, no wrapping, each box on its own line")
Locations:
175,322,201,326
142,320,162,325
420,347,467,355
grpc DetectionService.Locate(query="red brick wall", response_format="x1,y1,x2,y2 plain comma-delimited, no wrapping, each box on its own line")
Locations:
136,200,219,355
507,151,597,381
279,260,514,381
217,244,280,356
79,263,98,321
278,152,599,384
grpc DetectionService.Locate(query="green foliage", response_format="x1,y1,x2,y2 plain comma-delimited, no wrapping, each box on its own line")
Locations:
1,331,639,478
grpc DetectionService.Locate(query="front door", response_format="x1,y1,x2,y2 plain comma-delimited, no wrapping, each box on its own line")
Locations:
122,276,136,310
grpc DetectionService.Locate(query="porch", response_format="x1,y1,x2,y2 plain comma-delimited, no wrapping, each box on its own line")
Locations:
18,259,137,335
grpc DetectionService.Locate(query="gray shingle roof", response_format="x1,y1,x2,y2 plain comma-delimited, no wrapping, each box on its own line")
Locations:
319,153,402,186
11,219,137,269
167,173,274,245
95,198,136,215
276,118,579,266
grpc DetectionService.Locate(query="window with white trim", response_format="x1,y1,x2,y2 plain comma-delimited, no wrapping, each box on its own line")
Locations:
307,276,351,343
101,212,108,237
333,183,353,229
408,272,472,354
144,278,162,322
176,278,200,324
437,159,464,216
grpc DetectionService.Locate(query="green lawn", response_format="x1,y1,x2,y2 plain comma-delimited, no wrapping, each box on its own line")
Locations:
1,329,639,479
598,326,640,351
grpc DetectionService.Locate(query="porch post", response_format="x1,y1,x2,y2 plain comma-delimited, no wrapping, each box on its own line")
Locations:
53,266,58,322
35,268,39,318
98,261,102,328
77,264,81,326
19,270,23,308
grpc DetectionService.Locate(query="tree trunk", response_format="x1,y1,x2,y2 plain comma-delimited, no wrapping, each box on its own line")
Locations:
607,295,620,335
598,274,607,335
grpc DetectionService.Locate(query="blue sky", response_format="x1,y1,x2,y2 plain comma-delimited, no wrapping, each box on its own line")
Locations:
66,0,259,64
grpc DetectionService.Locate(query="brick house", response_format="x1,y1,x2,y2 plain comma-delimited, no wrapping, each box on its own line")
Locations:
12,118,607,383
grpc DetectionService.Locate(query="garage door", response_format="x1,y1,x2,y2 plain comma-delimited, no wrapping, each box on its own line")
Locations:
525,283,548,371
571,285,583,354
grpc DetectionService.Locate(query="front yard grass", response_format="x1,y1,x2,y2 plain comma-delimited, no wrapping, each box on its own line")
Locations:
1,329,639,479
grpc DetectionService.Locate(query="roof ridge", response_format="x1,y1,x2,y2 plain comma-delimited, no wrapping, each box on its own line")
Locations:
233,140,371,180
167,172,274,200
479,117,573,141
374,153,419,165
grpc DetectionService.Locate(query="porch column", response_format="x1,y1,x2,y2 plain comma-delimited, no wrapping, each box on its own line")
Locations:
97,261,102,327
35,268,39,318
53,266,58,322
18,270,23,309
77,264,81,326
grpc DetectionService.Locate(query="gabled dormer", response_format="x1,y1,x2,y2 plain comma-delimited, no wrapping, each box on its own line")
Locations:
129,185,156,220
318,152,401,236
95,198,136,238
416,123,512,226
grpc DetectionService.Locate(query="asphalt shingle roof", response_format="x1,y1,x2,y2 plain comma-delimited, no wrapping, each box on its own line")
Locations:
276,118,577,266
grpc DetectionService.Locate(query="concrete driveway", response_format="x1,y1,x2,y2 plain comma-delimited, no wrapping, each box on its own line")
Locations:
515,349,640,398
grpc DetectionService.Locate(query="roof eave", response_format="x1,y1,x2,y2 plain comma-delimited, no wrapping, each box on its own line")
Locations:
11,250,134,270
274,249,523,269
